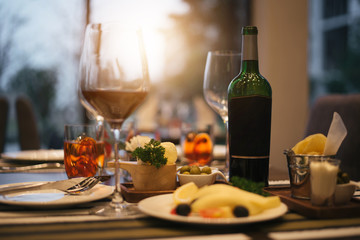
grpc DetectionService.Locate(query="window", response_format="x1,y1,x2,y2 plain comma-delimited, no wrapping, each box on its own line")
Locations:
324,26,348,70
323,0,348,18
309,0,360,101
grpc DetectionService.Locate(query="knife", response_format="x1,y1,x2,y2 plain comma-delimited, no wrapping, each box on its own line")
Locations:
0,163,63,173
0,176,110,195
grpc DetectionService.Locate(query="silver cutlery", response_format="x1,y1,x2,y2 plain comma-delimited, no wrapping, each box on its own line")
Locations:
65,176,110,195
0,175,111,195
0,162,64,173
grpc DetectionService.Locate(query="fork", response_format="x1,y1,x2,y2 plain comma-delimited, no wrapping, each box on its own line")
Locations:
65,176,110,195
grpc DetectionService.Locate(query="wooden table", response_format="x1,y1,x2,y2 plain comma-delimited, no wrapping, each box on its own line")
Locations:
0,168,360,240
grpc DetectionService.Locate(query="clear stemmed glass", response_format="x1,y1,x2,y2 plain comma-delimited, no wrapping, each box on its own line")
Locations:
203,50,241,177
79,22,150,217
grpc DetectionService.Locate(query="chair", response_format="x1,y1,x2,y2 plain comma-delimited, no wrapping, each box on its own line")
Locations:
15,96,41,150
305,94,360,181
0,96,9,153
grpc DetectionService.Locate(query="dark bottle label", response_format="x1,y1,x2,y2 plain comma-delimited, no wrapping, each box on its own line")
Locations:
228,95,271,185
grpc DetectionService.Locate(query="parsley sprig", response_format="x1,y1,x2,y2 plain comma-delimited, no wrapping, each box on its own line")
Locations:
230,176,269,196
132,139,167,169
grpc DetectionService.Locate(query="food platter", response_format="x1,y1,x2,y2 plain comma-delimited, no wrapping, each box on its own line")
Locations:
138,193,287,225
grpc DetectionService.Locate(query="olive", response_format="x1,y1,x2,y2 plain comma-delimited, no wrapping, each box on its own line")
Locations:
337,170,350,184
180,166,191,174
233,206,249,217
341,172,350,183
190,165,201,174
201,166,212,174
182,171,190,175
175,204,191,216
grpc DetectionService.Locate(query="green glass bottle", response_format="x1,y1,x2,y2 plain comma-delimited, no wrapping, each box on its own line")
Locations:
227,26,272,186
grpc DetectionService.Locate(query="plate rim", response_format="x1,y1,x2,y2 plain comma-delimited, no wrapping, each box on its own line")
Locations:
1,149,64,162
0,181,114,208
138,193,288,225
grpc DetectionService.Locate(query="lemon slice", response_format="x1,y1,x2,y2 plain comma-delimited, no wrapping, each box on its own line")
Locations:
173,182,199,205
161,142,178,165
292,133,326,155
292,137,310,154
303,133,326,155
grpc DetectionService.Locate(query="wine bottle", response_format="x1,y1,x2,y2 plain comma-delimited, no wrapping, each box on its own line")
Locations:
227,26,272,186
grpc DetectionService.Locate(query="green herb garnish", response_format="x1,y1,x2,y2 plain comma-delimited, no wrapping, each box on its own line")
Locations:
230,176,269,196
132,139,167,169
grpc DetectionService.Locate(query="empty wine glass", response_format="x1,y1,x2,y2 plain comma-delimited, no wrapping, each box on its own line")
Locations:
203,50,241,176
79,22,150,217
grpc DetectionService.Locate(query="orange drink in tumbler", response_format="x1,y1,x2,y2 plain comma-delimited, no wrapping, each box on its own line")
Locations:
183,132,196,162
64,125,105,178
183,132,213,166
64,137,105,178
193,133,213,165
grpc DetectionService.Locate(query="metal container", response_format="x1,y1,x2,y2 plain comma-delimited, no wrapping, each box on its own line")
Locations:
284,150,335,200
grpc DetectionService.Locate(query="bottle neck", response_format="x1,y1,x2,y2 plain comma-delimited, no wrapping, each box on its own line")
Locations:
241,60,259,73
241,34,259,73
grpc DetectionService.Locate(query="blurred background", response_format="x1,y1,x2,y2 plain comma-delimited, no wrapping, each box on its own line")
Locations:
0,0,359,178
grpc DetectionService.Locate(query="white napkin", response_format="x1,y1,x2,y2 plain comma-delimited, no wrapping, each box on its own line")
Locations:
324,112,347,156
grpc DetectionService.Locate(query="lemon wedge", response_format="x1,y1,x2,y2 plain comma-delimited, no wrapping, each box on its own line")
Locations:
292,133,326,155
173,182,199,204
161,142,178,165
292,136,311,154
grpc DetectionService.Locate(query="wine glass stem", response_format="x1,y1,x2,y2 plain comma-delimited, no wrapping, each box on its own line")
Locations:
111,128,124,206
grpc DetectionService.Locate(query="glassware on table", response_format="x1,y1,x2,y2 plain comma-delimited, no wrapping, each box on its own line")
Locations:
64,124,105,178
79,22,150,217
181,123,214,166
203,50,241,175
310,157,340,206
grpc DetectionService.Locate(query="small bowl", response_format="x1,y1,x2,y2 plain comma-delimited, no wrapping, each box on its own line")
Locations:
177,167,227,187
334,183,356,205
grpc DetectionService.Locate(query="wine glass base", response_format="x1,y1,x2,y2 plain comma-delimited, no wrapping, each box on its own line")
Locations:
91,202,145,218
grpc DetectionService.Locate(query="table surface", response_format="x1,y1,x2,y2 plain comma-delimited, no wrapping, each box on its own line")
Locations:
0,167,360,239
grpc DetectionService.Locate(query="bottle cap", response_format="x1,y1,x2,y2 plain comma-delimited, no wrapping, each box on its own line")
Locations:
242,26,258,35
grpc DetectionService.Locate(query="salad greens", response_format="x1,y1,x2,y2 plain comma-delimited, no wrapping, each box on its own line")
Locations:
230,176,269,196
132,139,167,169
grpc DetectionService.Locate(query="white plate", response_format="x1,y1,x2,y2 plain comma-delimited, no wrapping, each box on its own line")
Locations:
0,182,114,208
1,149,64,162
138,194,288,225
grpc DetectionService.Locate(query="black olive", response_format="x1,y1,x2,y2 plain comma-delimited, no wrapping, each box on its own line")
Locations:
233,206,249,217
175,204,191,216
341,172,350,183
